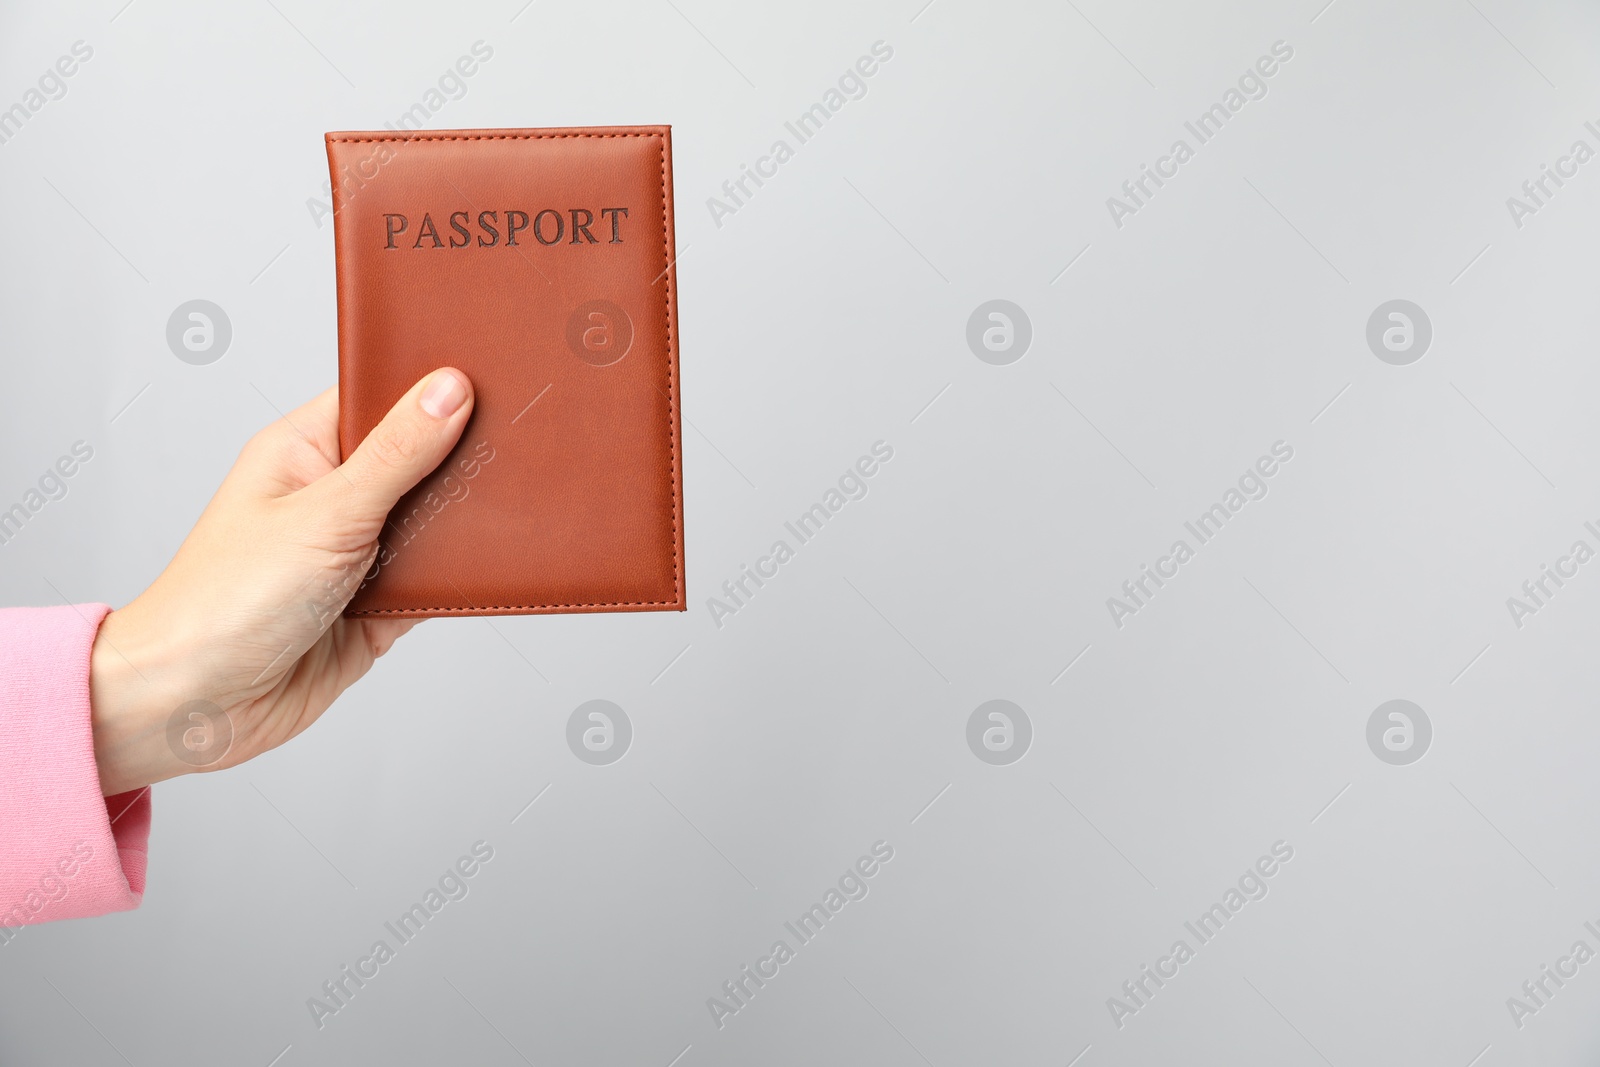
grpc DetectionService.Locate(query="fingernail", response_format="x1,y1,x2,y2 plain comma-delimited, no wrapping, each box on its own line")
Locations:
420,370,467,419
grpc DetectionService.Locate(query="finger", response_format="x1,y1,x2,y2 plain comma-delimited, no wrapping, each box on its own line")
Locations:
280,385,341,468
306,369,473,530
360,617,417,660
227,385,345,498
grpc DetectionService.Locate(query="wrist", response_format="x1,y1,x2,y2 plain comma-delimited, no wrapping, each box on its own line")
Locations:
89,603,199,796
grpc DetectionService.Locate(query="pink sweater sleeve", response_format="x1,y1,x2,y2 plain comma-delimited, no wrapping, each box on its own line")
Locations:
0,603,151,933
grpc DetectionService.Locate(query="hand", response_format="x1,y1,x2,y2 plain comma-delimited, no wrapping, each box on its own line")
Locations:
88,369,475,796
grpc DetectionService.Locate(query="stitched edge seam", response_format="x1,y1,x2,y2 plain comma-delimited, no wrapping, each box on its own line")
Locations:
327,134,657,142
659,132,683,608
352,601,679,614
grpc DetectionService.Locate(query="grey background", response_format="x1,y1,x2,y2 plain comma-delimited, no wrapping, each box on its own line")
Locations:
1,0,1597,1063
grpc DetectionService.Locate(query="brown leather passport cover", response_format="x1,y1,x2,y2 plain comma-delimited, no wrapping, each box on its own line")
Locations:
327,126,684,618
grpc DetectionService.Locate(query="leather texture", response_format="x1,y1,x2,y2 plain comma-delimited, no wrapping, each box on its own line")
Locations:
326,126,684,618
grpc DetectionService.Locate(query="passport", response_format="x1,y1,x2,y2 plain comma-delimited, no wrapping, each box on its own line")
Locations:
326,126,685,618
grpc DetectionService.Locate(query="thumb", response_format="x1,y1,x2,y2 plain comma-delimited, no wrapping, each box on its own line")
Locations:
313,368,474,530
